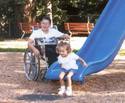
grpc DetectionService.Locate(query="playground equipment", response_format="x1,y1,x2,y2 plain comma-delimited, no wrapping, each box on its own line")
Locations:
45,0,125,82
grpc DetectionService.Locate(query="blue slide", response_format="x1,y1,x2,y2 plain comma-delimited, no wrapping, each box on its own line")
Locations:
45,0,125,82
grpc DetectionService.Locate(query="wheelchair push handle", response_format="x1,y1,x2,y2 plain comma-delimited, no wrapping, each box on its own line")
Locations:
56,37,70,41
56,37,70,44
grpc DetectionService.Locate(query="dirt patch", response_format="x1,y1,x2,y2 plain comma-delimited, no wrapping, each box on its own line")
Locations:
0,52,125,103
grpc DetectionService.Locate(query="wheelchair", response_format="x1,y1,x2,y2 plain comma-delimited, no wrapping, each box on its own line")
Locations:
24,37,69,81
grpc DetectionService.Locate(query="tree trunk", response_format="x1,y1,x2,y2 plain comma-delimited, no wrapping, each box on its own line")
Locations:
24,0,36,23
46,0,53,27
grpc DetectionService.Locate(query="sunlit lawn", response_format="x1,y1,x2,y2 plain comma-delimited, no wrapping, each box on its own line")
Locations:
0,48,25,52
0,37,125,57
119,49,125,56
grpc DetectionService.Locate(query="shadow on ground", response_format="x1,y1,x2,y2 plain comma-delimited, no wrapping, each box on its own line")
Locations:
16,94,67,101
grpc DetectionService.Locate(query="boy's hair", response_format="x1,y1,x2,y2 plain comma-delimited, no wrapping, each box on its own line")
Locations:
40,15,51,24
56,41,72,54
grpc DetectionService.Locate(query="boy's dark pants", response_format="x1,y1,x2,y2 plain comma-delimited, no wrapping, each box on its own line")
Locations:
36,45,58,66
45,45,58,65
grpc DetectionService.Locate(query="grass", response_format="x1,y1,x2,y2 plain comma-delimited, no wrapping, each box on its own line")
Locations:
0,48,78,53
0,48,25,52
0,48,124,57
119,49,125,56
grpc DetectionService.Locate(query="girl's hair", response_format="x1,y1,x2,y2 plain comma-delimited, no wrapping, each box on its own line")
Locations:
56,41,72,54
40,15,51,24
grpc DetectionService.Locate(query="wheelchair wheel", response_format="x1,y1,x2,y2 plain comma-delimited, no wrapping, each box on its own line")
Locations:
24,49,40,81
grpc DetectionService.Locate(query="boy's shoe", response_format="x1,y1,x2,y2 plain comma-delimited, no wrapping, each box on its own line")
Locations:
58,86,66,96
65,87,73,96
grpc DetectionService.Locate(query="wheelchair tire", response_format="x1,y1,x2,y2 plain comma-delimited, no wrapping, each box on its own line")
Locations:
24,48,40,81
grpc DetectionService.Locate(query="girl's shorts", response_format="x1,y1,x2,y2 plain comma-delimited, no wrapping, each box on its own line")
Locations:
61,68,77,74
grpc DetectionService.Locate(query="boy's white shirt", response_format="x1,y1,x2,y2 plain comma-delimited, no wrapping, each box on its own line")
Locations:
58,52,79,70
29,28,64,40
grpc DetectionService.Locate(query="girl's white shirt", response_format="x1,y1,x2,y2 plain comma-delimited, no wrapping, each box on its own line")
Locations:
58,52,79,70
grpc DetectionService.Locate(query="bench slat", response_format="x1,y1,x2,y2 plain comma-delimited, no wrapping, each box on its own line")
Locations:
64,22,94,36
19,22,40,38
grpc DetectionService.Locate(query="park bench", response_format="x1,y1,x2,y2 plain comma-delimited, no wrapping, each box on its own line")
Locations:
64,22,94,36
19,22,40,39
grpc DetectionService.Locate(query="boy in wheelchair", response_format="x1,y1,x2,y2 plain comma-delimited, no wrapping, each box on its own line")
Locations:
28,16,69,65
25,16,69,80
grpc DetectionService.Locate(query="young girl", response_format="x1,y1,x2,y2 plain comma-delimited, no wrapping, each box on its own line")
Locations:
56,41,88,96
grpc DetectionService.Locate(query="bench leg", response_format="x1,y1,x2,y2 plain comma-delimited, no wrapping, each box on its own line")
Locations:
21,33,25,39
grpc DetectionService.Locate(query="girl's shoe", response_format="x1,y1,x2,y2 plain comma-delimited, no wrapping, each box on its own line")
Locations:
58,86,66,96
65,87,73,96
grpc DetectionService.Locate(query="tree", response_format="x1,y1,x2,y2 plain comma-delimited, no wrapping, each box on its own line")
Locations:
0,0,108,38
59,0,108,22
46,0,53,26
